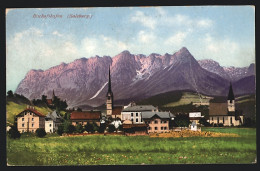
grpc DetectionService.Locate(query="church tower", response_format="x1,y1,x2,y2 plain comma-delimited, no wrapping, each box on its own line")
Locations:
52,90,56,101
227,83,235,112
106,66,113,116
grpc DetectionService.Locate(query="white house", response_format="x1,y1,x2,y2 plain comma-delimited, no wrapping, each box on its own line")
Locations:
121,105,158,124
45,110,62,133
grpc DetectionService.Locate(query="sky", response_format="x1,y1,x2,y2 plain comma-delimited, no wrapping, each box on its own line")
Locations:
6,6,255,92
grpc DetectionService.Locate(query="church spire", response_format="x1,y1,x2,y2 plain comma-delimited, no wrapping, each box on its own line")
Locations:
108,66,112,93
227,82,234,101
52,90,55,101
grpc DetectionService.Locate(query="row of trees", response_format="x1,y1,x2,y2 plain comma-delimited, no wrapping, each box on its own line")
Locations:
7,126,47,139
57,122,123,135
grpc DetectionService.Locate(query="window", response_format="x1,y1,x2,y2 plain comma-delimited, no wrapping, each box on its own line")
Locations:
32,118,34,121
161,127,163,130
164,121,167,123
161,121,163,124
141,118,143,122
148,127,151,130
230,117,233,124
164,127,167,130
154,120,158,124
22,118,24,121
32,124,34,127
22,124,24,127
131,113,133,117
136,118,138,123
49,124,52,127
30,113,32,115
136,113,138,117
131,118,133,122
223,117,225,124
155,127,158,130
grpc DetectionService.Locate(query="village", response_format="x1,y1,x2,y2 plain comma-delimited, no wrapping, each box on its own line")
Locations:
10,67,245,137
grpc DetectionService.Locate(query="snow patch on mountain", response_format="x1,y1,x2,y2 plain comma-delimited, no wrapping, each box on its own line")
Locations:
89,81,108,100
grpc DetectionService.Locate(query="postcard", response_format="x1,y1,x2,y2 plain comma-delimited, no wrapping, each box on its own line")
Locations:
6,6,256,165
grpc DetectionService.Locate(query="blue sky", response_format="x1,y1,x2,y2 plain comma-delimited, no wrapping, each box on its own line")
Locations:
6,6,255,92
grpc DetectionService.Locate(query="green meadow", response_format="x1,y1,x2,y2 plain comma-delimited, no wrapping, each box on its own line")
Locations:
6,127,256,165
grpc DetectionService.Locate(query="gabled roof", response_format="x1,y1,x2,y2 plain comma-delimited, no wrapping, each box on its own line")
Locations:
17,108,45,117
141,111,175,119
209,103,228,116
46,110,62,121
70,111,101,120
122,105,157,112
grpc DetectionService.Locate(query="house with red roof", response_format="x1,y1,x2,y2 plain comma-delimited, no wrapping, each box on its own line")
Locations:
16,106,45,133
70,110,101,126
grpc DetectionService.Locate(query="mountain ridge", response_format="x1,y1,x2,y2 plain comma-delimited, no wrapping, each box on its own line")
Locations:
15,47,255,108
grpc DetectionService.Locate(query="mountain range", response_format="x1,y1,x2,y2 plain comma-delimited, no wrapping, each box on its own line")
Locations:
15,47,255,108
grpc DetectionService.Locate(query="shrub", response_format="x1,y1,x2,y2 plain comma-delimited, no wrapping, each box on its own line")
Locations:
57,125,64,136
75,124,84,133
218,123,224,127
108,124,116,133
8,126,21,139
213,123,218,127
118,124,123,131
85,122,94,133
92,122,99,132
98,123,106,133
36,128,46,138
68,125,76,133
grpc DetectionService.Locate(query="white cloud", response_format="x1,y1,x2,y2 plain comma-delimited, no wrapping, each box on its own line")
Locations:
130,11,157,29
138,31,156,43
52,31,63,37
166,31,189,46
130,10,213,31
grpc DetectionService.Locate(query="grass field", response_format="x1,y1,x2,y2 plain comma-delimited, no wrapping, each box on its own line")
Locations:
163,92,211,107
6,127,256,165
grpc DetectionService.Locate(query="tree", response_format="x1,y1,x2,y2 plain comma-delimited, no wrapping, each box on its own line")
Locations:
174,113,190,128
85,122,94,133
8,126,21,139
36,128,47,138
77,107,82,112
41,95,47,103
199,117,210,127
63,120,72,133
92,122,99,132
57,125,64,136
118,124,123,132
98,123,106,133
75,124,84,133
108,124,116,133
7,90,14,97
68,125,76,133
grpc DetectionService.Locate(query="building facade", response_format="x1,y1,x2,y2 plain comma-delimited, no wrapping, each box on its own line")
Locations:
45,110,62,133
142,111,175,133
121,105,158,124
209,83,244,126
70,111,101,126
16,106,45,133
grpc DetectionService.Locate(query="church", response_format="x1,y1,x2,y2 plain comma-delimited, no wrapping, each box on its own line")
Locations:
208,83,244,126
106,66,123,119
